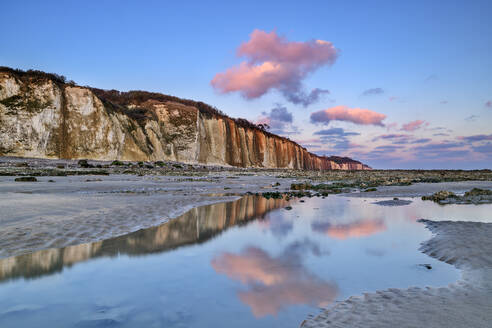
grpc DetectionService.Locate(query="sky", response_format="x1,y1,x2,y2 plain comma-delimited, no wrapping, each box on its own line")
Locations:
1,0,491,169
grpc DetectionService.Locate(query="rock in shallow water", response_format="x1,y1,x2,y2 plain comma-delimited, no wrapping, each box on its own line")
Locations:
372,199,412,206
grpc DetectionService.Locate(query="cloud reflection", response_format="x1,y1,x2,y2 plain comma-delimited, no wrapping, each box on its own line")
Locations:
211,241,337,317
312,219,386,239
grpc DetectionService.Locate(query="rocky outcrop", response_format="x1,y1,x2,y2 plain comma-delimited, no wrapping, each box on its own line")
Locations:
422,188,492,204
0,67,370,170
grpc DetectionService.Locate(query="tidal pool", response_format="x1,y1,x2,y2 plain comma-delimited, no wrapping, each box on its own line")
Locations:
2,194,490,327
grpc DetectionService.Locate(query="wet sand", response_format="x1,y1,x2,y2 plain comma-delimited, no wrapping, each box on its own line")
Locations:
2,174,491,261
0,174,294,258
301,219,492,328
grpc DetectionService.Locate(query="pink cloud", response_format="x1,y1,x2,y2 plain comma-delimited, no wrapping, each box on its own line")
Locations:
310,106,386,126
385,122,398,131
401,120,428,132
486,101,492,108
211,30,338,106
237,30,338,66
211,61,292,98
389,96,398,102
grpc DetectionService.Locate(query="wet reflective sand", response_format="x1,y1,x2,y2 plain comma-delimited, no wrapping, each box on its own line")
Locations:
1,195,488,327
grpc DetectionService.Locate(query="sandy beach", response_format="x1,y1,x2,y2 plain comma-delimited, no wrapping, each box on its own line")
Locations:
1,158,492,327
4,168,491,260
0,172,297,259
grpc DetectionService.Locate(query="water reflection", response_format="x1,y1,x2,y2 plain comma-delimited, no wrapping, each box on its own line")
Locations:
311,219,386,240
0,195,472,328
212,240,337,317
0,195,290,282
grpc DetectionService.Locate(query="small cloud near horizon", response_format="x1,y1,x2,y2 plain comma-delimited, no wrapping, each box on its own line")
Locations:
485,100,492,108
310,106,386,126
412,138,431,144
257,104,299,135
313,127,360,136
472,142,492,154
284,88,330,107
401,120,428,132
362,88,384,96
372,133,431,145
411,142,470,160
424,74,438,82
385,122,398,131
372,134,411,144
459,134,492,143
312,127,361,153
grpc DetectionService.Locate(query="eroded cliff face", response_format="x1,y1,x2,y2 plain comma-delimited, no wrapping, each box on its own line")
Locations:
0,69,370,170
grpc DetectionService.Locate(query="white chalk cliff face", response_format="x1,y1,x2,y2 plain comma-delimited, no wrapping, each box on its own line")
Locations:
0,69,370,170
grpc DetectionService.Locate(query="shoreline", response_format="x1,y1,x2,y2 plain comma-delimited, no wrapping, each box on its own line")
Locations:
0,173,291,259
3,174,492,259
301,219,492,328
1,157,492,260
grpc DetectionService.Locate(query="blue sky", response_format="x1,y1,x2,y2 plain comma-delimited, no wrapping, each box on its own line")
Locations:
1,0,491,168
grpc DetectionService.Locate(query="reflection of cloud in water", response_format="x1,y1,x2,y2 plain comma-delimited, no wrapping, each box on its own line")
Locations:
269,220,294,238
238,277,336,318
211,240,337,317
312,219,386,240
257,215,294,238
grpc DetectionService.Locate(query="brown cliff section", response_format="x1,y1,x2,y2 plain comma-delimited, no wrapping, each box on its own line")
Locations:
0,67,370,170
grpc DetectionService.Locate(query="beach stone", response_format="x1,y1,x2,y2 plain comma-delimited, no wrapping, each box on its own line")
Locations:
14,176,37,182
373,199,412,206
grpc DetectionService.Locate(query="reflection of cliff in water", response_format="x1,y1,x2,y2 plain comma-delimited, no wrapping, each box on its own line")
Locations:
0,195,289,283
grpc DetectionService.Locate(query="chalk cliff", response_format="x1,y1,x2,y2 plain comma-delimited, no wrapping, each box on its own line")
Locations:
0,67,370,170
